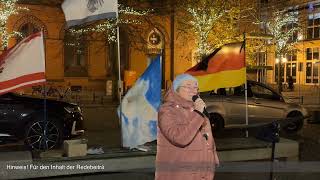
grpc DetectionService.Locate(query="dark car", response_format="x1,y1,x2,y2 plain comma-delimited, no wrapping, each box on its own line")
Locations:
0,93,84,150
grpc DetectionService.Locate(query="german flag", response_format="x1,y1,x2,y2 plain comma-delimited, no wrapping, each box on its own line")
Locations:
186,42,246,92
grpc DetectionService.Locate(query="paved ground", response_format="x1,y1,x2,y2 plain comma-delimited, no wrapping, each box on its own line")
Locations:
39,119,320,180
80,104,320,180
31,103,320,180
81,105,121,149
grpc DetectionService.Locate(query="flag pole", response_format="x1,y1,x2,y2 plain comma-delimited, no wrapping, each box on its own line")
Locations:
160,49,163,93
244,32,249,138
41,30,48,148
116,5,123,148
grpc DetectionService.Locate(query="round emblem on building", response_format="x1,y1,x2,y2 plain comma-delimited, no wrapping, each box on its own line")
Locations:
147,28,164,55
148,31,161,46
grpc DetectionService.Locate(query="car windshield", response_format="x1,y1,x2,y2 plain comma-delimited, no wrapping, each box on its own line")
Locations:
224,85,253,97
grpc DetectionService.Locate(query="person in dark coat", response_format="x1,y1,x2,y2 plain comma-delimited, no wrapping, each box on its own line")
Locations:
155,74,219,180
288,76,294,91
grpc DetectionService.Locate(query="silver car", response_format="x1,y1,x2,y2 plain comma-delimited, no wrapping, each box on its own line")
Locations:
201,80,309,133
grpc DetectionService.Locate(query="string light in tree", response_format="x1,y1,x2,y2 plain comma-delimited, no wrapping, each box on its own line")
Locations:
0,0,28,49
187,7,224,58
263,10,300,55
118,4,151,16
183,0,246,61
255,9,300,92
67,3,152,45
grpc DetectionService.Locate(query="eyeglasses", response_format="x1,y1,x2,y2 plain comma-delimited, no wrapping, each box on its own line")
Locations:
179,86,199,91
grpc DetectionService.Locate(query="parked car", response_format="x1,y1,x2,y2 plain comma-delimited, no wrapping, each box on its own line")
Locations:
0,92,84,150
201,80,309,133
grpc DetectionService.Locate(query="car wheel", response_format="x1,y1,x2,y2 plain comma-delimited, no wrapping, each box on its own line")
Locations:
283,111,304,133
209,113,224,133
25,118,63,151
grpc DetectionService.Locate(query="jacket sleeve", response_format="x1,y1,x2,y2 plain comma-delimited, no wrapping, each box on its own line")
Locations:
158,107,205,147
213,138,220,166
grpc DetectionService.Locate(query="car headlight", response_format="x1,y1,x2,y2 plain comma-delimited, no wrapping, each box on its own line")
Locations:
64,106,82,113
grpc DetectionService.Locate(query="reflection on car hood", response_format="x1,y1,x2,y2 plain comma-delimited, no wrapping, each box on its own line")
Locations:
285,102,302,108
12,93,77,107
283,97,301,104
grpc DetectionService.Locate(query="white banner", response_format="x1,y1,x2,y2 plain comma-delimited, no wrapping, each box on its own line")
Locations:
62,0,118,28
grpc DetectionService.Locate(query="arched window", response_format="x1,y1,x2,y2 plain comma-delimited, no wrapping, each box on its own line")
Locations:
64,31,88,77
14,15,48,40
17,23,40,42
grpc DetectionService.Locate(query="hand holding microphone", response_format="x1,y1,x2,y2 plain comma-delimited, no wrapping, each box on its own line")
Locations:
193,97,206,113
192,95,210,118
192,95,210,139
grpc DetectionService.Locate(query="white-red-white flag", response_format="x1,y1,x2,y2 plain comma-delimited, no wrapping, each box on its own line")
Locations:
0,32,46,94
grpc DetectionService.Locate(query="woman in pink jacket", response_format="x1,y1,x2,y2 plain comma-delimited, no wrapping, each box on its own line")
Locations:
155,74,219,180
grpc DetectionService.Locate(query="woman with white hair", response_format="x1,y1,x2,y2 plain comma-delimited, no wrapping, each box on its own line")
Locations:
155,74,219,180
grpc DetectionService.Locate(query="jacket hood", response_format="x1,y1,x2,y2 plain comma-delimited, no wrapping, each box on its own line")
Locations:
163,88,194,109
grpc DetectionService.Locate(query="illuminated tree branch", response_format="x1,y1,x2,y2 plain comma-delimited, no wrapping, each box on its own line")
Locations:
0,0,28,49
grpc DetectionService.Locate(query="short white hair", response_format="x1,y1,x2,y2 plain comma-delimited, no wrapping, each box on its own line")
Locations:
173,74,198,92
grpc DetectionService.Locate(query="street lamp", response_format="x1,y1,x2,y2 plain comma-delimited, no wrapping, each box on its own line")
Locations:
282,57,287,63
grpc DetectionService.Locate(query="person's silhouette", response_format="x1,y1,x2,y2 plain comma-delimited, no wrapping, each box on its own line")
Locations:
288,76,294,91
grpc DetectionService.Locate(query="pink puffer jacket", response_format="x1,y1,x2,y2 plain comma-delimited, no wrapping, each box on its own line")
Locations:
155,89,219,180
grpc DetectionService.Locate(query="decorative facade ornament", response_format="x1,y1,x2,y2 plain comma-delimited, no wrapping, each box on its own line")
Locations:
147,28,163,55
148,31,161,46
87,0,105,13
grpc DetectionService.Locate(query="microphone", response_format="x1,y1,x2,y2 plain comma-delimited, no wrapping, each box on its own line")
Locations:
192,95,210,118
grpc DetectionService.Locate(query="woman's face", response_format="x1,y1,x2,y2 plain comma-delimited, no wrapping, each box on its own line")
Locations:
176,80,199,101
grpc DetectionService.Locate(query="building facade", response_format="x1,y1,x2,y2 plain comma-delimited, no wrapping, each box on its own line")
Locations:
0,1,202,97
3,0,319,97
257,0,320,93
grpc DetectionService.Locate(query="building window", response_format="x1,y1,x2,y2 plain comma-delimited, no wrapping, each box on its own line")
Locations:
275,63,285,83
17,23,40,42
305,48,320,83
280,9,299,42
275,50,297,83
257,52,267,66
285,22,298,42
256,52,267,83
285,50,297,83
64,31,88,77
307,12,320,39
260,0,268,4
